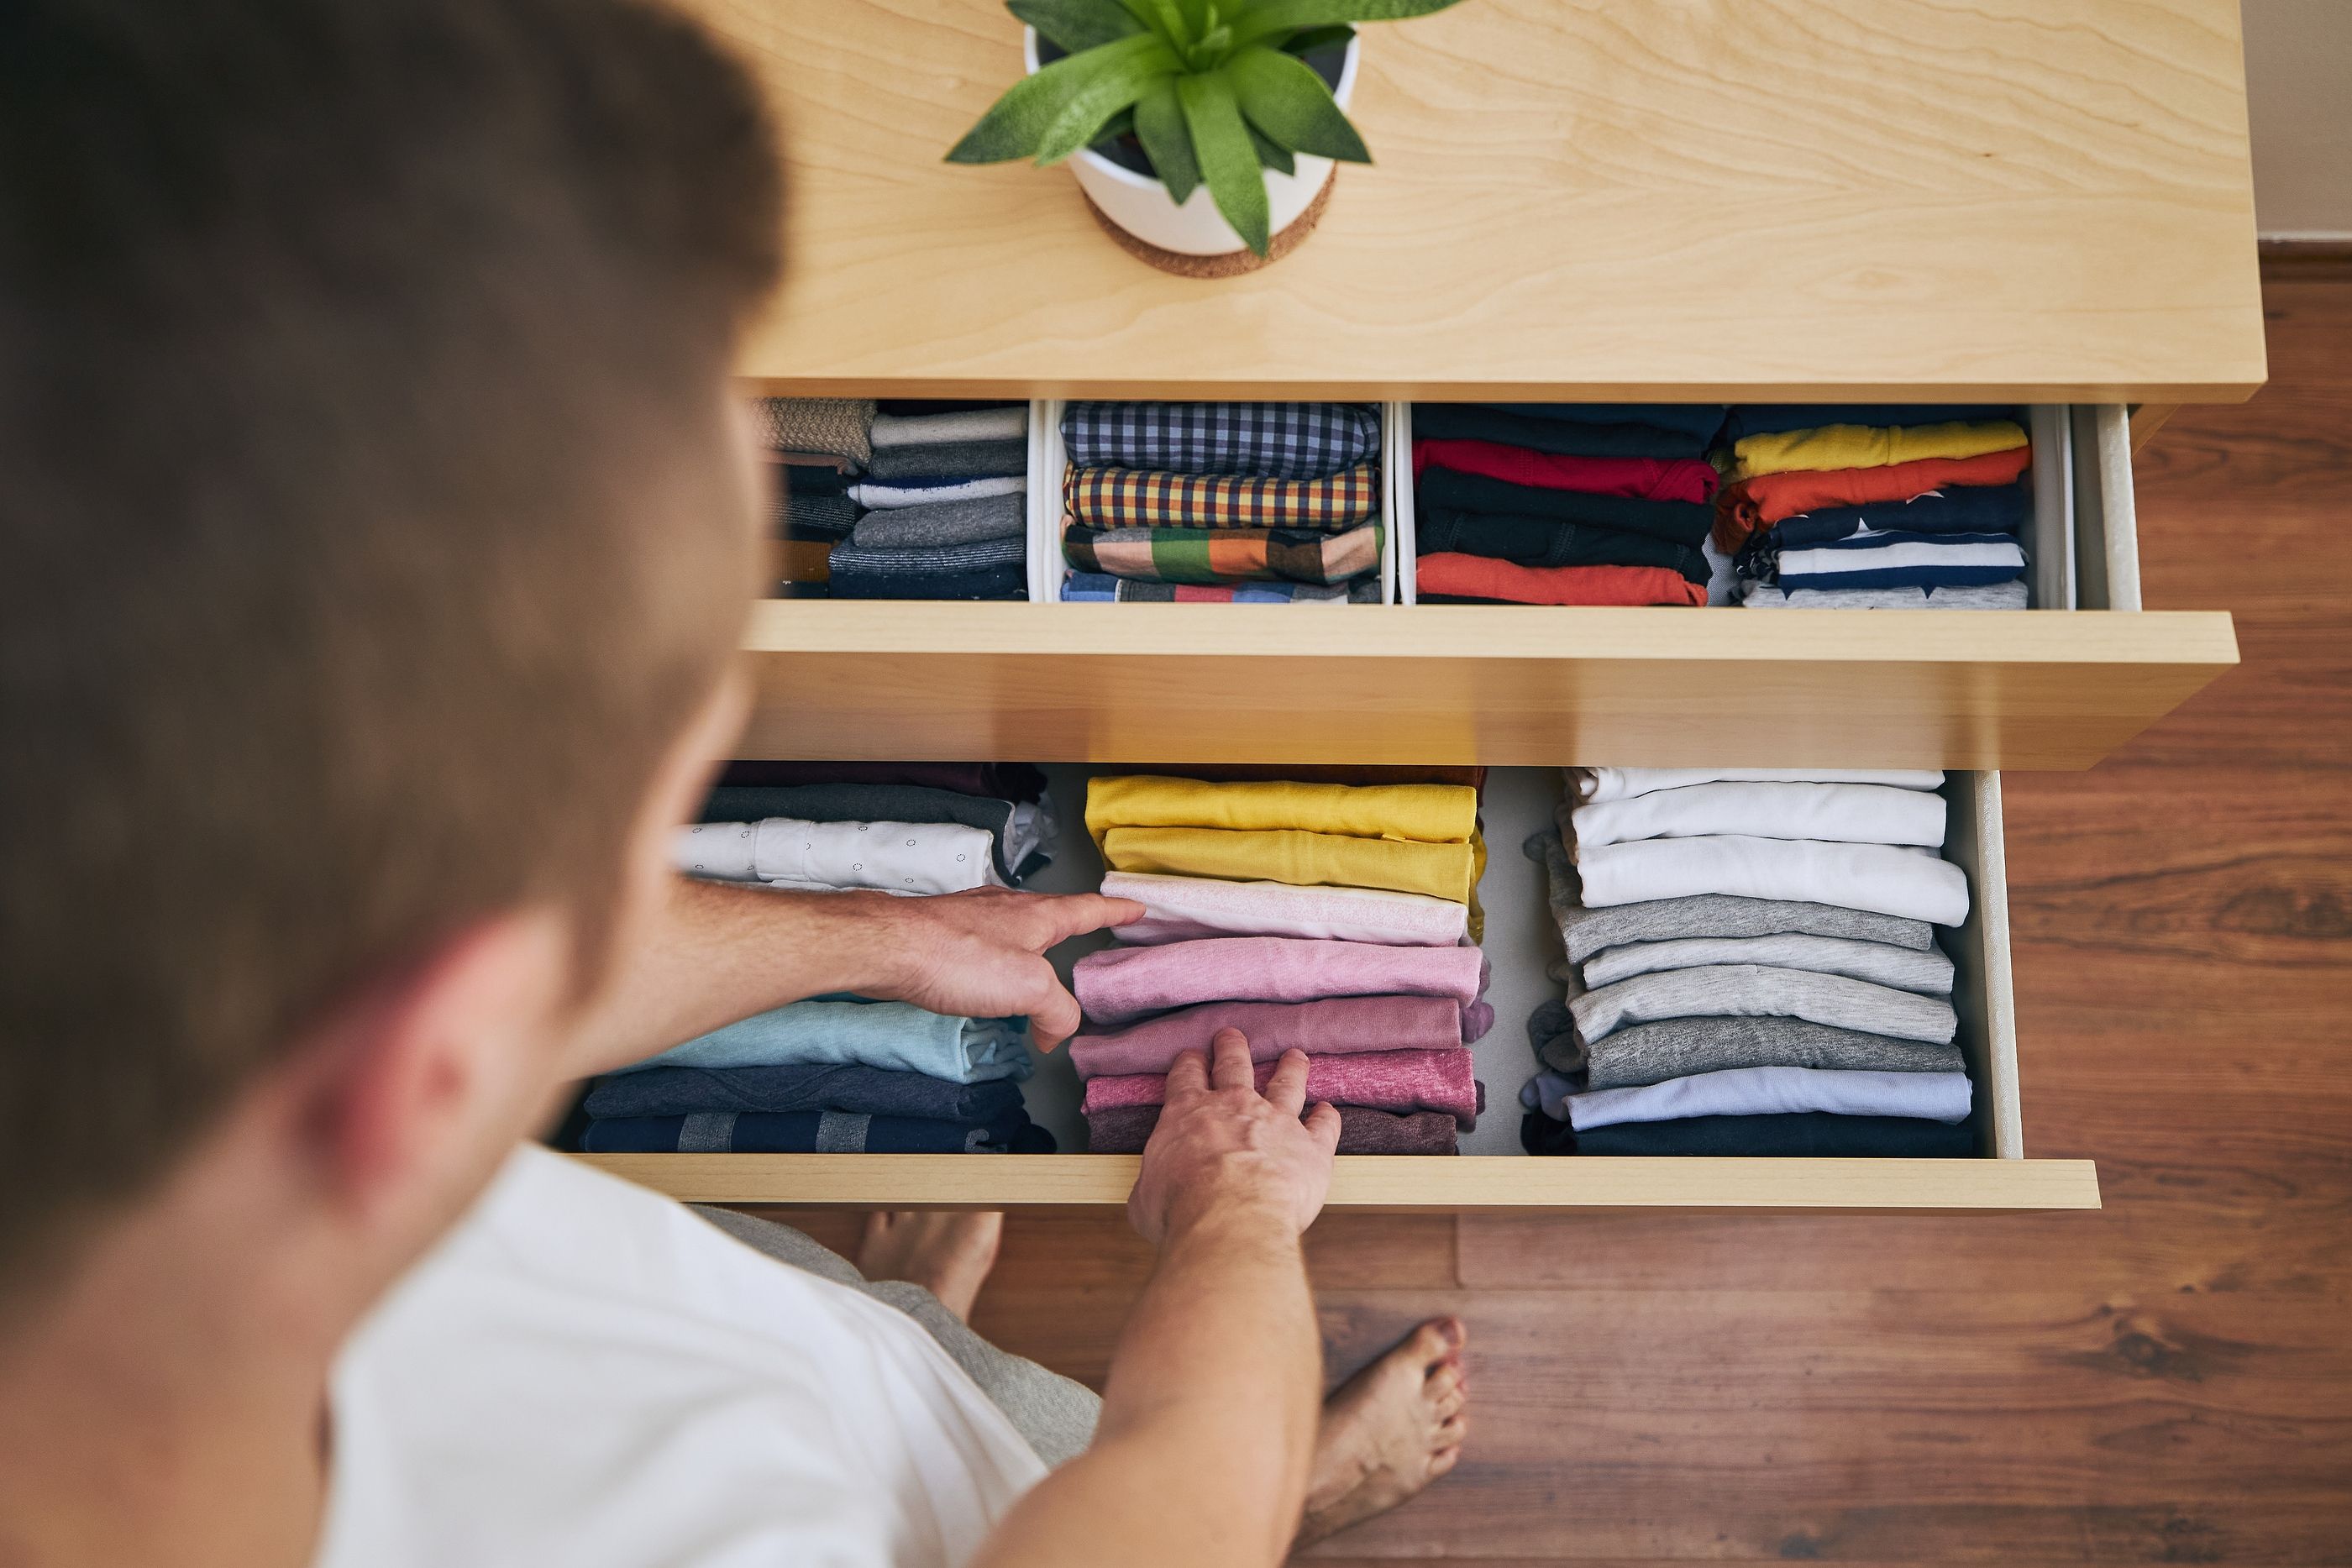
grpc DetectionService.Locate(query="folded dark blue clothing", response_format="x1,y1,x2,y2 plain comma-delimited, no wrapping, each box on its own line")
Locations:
1487,403,1727,444
1715,405,2018,443
1414,506,1709,584
1769,481,2030,546
1413,404,1710,460
1521,1107,1977,1157
1417,466,1713,548
582,1104,1052,1154
584,1064,1026,1124
827,537,1026,600
696,780,1050,883
1776,529,2026,590
878,400,1026,416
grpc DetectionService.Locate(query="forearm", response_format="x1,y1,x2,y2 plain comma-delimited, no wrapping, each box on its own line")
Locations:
971,1202,1321,1568
564,875,895,1078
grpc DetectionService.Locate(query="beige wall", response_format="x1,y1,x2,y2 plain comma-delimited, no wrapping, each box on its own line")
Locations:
2243,0,2352,237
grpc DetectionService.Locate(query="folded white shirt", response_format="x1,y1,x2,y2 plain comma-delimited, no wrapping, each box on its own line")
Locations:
1101,870,1467,947
848,475,1026,509
675,818,1005,894
1572,780,1947,849
1574,834,1970,926
1566,1065,1973,1130
1576,767,1945,803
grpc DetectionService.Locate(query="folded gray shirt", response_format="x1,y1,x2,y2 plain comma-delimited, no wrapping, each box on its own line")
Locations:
1529,1006,1966,1088
1528,831,1931,962
864,435,1030,483
1570,962,1959,1046
1583,932,1953,995
849,490,1027,550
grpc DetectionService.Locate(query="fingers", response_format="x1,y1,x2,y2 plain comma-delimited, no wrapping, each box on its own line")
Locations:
1164,1048,1210,1102
1014,957,1084,1053
1304,1100,1342,1156
1014,892,1148,948
1208,1027,1254,1091
1263,1047,1310,1117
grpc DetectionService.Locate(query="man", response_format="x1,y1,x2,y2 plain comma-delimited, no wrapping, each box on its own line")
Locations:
0,3,1469,1565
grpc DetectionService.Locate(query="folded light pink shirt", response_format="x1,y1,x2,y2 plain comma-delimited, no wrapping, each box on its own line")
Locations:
1101,870,1468,947
1081,1047,1482,1127
1068,994,1465,1079
1073,936,1488,1029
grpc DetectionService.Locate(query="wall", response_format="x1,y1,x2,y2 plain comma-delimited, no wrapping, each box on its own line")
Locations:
2243,0,2352,239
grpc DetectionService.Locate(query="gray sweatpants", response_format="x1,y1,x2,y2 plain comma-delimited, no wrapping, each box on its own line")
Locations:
691,1206,1102,1467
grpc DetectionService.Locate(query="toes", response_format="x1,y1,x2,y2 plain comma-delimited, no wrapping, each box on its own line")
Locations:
1435,1413,1468,1449
1425,1361,1466,1404
1404,1316,1466,1371
1432,1379,1468,1423
1428,1445,1462,1481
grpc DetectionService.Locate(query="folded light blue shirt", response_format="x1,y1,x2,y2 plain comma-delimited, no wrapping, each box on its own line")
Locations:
622,998,1033,1083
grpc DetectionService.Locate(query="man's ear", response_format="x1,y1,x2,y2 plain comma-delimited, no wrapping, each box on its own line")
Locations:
288,911,573,1221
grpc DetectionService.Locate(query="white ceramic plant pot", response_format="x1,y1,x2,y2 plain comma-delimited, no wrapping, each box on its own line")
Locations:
1023,27,1360,256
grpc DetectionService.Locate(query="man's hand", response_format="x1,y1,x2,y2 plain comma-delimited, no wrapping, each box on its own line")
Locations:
1128,1029,1341,1245
850,887,1142,1051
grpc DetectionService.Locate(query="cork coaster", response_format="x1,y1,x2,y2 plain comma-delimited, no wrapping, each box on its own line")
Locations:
1084,172,1335,278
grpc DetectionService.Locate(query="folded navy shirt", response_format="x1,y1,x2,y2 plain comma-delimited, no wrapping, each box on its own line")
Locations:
1520,1107,1977,1157
1485,403,1729,445
1768,481,2030,547
585,1063,1026,1124
1775,530,2026,590
1413,404,1712,460
1416,466,1714,548
582,1104,1051,1155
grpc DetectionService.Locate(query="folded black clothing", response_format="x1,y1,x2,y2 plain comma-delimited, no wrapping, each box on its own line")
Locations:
877,399,1027,416
1413,403,1712,460
1488,403,1728,444
827,537,1026,601
585,1064,1025,1124
583,1105,1053,1154
774,492,858,541
1415,506,1710,584
1520,1107,1978,1157
1765,482,2030,548
1418,465,1714,548
1715,404,2017,443
864,438,1030,484
720,760,1049,803
774,464,857,497
699,781,1050,883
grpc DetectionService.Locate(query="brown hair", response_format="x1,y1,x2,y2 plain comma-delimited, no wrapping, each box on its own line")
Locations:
0,0,782,1277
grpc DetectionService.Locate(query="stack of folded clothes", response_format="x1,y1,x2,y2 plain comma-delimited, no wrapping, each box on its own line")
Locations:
1058,401,1385,603
757,396,874,598
753,399,1032,600
1068,773,1493,1154
1520,766,1977,1157
577,762,1061,1154
1408,404,1724,605
1711,406,2034,610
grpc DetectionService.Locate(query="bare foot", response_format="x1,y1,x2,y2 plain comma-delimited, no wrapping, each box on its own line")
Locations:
1294,1317,1469,1546
857,1211,1005,1322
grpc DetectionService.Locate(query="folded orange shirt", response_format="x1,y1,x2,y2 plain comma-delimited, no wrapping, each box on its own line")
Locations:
1713,446,2033,551
1415,553,1708,606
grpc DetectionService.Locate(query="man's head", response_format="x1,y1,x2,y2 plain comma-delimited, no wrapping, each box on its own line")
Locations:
0,0,780,1307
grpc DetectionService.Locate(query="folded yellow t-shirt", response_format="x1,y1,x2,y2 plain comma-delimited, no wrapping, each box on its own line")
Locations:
1086,775,1477,851
1100,826,1476,905
1730,420,2026,481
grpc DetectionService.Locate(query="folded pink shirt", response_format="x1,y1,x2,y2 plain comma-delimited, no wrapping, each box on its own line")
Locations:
1085,1104,1459,1155
1101,870,1467,947
1081,1047,1482,1127
1068,994,1465,1079
1411,438,1719,502
1073,936,1488,1029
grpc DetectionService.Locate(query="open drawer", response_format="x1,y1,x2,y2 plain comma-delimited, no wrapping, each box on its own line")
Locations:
738,405,2234,771
578,768,2099,1212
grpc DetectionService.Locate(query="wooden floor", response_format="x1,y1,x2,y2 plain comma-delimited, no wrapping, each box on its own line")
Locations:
764,265,2352,1565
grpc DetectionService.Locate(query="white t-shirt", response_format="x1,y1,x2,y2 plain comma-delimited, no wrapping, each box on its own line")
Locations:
314,1146,1045,1568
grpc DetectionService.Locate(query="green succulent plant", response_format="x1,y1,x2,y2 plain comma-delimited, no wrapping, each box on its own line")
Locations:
948,0,1464,257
